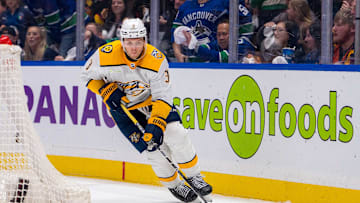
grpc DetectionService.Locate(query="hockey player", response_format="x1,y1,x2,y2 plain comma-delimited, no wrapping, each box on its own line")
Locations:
81,18,212,202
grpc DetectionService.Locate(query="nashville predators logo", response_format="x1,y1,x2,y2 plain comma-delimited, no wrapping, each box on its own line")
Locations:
101,45,113,53
119,80,150,96
151,50,163,59
129,132,141,143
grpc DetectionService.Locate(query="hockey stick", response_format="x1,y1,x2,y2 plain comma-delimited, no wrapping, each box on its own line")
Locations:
119,104,209,203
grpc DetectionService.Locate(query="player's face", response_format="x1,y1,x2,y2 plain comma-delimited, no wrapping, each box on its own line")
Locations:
216,23,229,50
123,38,145,60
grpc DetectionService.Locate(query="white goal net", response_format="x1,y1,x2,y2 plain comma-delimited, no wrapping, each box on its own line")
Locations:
0,45,90,203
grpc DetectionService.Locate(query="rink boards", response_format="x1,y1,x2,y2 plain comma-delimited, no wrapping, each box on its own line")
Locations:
21,62,360,203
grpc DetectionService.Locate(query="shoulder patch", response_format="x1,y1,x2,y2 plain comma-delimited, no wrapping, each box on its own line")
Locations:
101,45,113,53
151,49,163,59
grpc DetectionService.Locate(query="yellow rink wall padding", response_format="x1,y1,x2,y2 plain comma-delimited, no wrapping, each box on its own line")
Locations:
47,155,360,203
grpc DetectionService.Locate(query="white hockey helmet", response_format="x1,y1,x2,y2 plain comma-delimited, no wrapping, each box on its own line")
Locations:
119,18,147,41
119,18,147,60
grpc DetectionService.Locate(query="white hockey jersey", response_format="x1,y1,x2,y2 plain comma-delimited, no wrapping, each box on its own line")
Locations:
81,40,172,118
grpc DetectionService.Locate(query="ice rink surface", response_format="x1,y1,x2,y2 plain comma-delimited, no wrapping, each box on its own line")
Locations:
70,176,278,203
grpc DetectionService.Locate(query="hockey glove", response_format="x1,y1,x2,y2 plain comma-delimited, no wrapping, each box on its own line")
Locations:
143,117,167,151
99,83,129,110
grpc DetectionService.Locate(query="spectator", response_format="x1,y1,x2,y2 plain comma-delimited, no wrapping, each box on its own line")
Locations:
0,0,36,47
173,0,185,11
24,0,89,57
260,38,282,63
257,0,317,62
260,20,299,63
0,0,6,17
250,0,287,29
333,0,344,15
101,0,128,40
341,0,356,16
286,0,316,38
85,22,103,39
22,26,59,61
0,25,19,45
275,21,299,49
56,22,106,61
159,0,176,34
87,0,110,25
132,0,150,25
181,19,255,62
171,0,253,62
332,9,355,64
130,0,150,38
241,52,263,63
159,0,186,60
307,0,321,19
260,0,317,46
85,0,93,18
302,22,321,64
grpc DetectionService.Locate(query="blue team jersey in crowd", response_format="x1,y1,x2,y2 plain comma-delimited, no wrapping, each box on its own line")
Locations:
24,0,88,42
197,36,256,62
172,0,253,44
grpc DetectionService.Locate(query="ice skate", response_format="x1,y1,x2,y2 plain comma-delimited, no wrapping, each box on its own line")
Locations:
188,174,213,202
169,182,198,202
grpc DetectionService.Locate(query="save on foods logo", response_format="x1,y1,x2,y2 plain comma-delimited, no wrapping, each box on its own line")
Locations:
226,75,264,159
174,75,353,159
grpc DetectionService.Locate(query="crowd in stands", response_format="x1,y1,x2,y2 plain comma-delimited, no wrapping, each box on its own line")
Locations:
0,0,356,64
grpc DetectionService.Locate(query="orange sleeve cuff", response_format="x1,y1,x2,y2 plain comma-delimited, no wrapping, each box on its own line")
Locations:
151,100,172,119
86,79,105,95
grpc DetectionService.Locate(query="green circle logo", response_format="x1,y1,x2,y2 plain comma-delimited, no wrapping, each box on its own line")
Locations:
226,75,265,159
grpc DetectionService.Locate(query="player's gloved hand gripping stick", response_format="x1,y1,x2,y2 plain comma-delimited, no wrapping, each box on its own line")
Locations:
119,104,209,203
143,116,166,151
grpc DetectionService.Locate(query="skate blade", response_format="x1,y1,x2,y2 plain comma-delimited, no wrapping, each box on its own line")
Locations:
189,199,202,203
191,194,213,203
203,194,213,202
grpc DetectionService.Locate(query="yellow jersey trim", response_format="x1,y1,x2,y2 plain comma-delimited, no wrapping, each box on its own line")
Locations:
178,155,198,169
98,40,124,66
158,171,178,182
151,100,172,119
98,41,165,72
86,79,105,95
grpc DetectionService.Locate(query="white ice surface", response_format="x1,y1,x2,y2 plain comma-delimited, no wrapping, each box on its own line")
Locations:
69,176,278,203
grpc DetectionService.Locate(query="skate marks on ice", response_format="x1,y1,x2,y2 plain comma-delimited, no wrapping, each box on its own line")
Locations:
69,176,278,203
